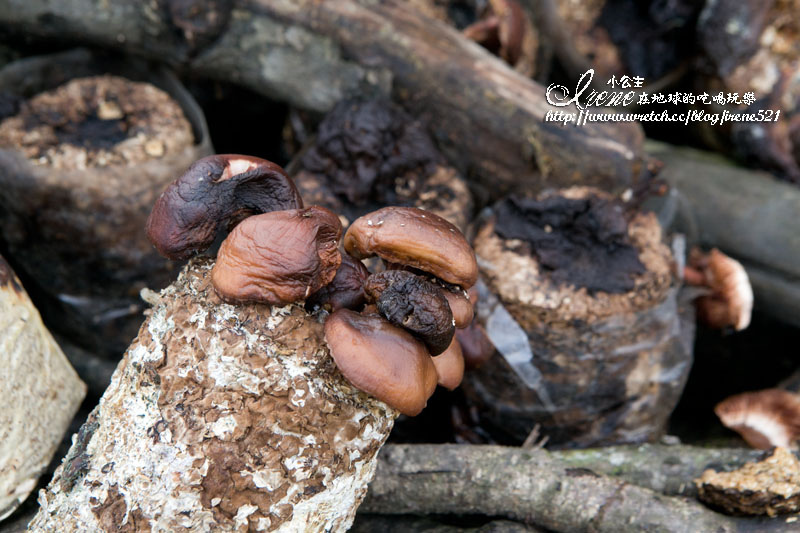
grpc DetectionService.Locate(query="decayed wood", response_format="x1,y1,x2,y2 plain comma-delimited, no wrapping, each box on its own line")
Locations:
0,256,85,522
28,259,397,532
364,444,794,533
0,0,648,197
648,142,800,328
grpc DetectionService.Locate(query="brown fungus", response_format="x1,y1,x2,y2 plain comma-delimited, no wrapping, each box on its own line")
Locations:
211,206,342,305
364,270,455,356
441,287,474,329
344,207,478,288
715,389,800,449
306,252,370,312
456,322,496,370
324,309,438,416
146,154,303,259
685,248,753,331
431,336,465,391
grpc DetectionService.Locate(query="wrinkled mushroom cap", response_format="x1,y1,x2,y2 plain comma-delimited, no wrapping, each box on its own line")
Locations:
431,336,465,390
324,309,438,416
211,206,342,305
147,154,303,259
715,389,800,449
344,207,478,288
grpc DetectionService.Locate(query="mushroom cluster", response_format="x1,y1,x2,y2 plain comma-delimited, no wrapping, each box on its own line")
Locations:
146,155,478,418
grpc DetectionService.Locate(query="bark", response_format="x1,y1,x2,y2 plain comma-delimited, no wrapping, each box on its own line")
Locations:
649,142,800,328
28,258,397,532
0,0,648,197
0,255,86,522
363,444,793,533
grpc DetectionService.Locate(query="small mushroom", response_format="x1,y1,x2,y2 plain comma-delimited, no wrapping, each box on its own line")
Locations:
431,336,465,390
344,207,478,288
462,0,537,77
211,206,342,305
685,248,753,331
306,252,370,312
715,389,800,449
146,154,303,259
364,270,455,356
441,287,474,329
456,322,496,370
324,309,438,416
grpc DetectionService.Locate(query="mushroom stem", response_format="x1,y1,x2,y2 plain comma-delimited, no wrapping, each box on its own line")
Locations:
28,259,396,533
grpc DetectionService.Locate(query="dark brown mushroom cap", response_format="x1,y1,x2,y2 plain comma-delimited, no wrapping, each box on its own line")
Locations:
306,252,369,311
146,154,303,260
457,322,495,370
431,336,465,390
344,207,478,288
324,309,438,416
211,206,342,305
364,270,455,356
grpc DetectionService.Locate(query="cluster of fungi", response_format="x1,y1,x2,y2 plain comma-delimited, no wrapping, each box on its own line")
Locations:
145,153,478,416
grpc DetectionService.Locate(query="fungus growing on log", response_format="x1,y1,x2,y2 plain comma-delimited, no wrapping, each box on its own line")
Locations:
715,389,800,449
344,206,478,288
364,270,455,356
31,156,477,531
146,154,303,260
463,186,693,448
211,207,342,305
685,247,753,331
0,254,85,520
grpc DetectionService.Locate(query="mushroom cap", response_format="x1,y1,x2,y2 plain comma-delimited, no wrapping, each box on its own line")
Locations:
306,252,369,311
442,288,474,329
211,206,342,305
715,389,800,449
324,309,438,416
431,336,465,390
689,248,753,331
344,207,478,288
146,154,303,260
456,322,495,370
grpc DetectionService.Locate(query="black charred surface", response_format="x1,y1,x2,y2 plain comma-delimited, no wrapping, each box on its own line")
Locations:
598,0,700,79
300,99,442,206
146,154,303,260
365,270,455,356
306,253,369,312
493,194,645,293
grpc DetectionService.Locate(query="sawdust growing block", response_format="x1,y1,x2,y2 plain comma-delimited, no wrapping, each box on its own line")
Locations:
0,49,213,358
28,258,396,532
463,187,694,448
0,255,85,521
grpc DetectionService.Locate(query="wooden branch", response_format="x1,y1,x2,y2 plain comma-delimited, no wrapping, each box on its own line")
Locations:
648,142,800,327
0,0,648,197
550,443,769,498
364,444,791,533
